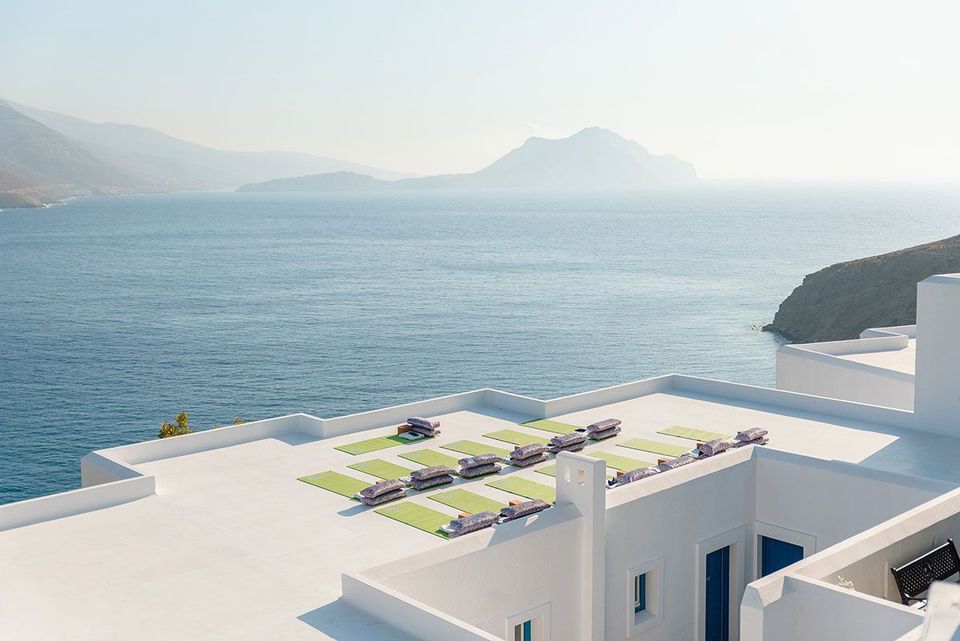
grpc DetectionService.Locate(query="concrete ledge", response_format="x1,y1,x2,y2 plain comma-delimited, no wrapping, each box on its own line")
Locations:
0,474,155,532
341,572,501,641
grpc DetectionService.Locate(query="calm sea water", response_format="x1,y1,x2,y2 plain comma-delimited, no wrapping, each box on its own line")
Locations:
1,186,958,503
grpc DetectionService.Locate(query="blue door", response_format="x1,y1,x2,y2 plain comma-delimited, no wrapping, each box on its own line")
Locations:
705,546,730,641
760,536,804,577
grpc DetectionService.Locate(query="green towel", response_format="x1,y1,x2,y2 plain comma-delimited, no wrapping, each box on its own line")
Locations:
658,425,731,442
487,476,556,503
375,502,453,538
520,419,580,434
398,449,460,469
298,471,369,498
442,440,511,458
618,438,690,458
335,434,417,456
348,459,413,480
483,429,549,446
430,489,505,515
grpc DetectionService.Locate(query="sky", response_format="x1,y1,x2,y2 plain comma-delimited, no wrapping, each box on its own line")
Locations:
2,0,959,181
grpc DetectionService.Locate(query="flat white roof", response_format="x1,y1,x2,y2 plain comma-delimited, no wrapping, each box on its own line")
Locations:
2,376,959,640
836,338,916,375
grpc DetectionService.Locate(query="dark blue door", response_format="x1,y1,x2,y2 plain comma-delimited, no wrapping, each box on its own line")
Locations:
760,536,804,577
705,546,730,641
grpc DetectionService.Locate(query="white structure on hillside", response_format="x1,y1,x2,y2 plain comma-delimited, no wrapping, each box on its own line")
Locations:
3,275,960,641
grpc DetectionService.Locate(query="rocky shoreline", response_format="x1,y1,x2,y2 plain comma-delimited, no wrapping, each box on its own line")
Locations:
764,234,960,343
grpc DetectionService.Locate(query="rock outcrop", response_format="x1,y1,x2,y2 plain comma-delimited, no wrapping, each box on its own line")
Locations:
764,234,960,342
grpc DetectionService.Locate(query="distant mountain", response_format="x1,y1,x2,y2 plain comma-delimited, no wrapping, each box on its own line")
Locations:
0,101,160,208
237,171,391,192
764,235,960,342
237,127,697,193
401,127,696,189
1,99,411,207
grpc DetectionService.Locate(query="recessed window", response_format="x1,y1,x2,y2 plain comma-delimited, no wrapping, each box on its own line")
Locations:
514,619,533,641
629,559,663,636
633,573,647,613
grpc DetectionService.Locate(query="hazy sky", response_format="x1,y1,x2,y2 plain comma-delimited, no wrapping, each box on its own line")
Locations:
3,0,959,181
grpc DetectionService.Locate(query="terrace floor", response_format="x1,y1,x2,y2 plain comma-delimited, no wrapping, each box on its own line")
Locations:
4,385,960,640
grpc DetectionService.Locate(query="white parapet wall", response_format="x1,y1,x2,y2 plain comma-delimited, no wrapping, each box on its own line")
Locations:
775,333,915,411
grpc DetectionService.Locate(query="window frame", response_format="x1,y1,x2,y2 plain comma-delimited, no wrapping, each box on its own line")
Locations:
506,603,550,641
628,556,664,637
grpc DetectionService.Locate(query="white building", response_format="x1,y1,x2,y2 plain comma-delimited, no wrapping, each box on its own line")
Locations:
3,274,960,641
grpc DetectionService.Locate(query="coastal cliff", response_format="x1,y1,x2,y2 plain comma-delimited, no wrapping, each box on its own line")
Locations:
764,234,960,342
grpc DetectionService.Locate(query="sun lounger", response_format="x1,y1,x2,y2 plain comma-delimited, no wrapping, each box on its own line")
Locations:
399,449,460,468
410,475,454,491
511,443,547,460
359,478,406,499
733,428,769,446
459,454,503,468
510,451,549,468
589,425,621,440
487,477,556,503
335,435,416,456
429,489,505,515
547,441,586,454
407,417,440,430
698,439,732,457
586,418,622,432
611,467,659,487
360,488,406,506
618,438,690,458
459,462,502,478
441,511,499,538
499,499,551,522
410,465,456,482
348,459,414,480
657,454,697,471
484,429,548,446
548,432,587,448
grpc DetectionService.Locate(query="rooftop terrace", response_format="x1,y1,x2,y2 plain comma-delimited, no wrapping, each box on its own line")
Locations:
2,372,959,641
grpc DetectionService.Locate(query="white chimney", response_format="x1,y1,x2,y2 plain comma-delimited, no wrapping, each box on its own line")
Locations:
914,274,960,435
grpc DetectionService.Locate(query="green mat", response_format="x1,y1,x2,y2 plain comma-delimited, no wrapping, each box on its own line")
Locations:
483,429,548,446
375,501,452,538
658,425,731,442
520,419,580,434
429,489,505,515
398,449,460,468
441,440,510,458
588,450,653,471
535,464,559,477
487,477,556,503
335,434,419,456
298,471,368,498
618,438,690,458
348,459,413,480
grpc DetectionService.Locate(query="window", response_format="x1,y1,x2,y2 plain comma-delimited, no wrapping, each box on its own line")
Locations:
633,573,647,613
760,536,804,577
506,603,549,641
513,619,533,641
629,558,664,636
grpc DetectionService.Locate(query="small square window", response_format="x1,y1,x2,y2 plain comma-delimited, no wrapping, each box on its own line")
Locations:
629,559,663,637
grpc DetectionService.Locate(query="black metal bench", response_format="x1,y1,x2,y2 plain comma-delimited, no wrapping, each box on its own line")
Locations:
890,538,960,608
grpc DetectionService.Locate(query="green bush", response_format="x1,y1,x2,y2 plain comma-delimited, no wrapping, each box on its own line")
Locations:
158,411,194,439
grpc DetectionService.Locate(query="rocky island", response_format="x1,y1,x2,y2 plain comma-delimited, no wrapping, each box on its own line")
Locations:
764,234,960,342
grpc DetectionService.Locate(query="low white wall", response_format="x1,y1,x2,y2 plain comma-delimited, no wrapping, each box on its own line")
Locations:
743,575,923,641
755,451,946,556
341,572,500,641
544,376,674,417
775,346,914,410
364,506,584,641
0,475,155,532
671,374,915,429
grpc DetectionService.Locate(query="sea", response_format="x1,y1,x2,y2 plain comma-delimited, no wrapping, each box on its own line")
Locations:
1,185,958,504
